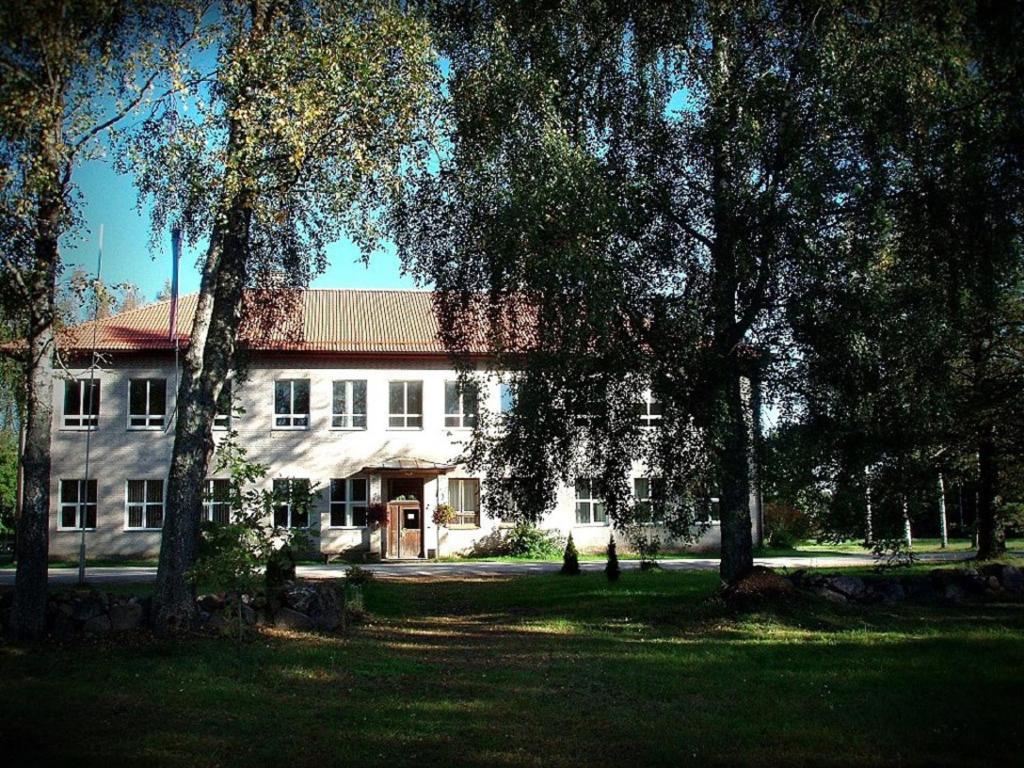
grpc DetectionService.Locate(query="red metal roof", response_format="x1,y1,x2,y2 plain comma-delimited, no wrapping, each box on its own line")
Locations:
59,289,458,354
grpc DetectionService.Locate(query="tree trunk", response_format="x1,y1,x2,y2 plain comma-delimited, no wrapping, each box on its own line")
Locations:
902,495,913,549
864,466,873,547
937,471,948,549
152,201,251,632
11,205,59,641
707,21,753,586
717,361,754,584
975,432,1004,559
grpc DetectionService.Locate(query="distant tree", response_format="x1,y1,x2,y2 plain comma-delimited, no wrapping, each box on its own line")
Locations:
155,278,173,303
777,1,1024,558
125,0,440,631
90,278,116,320
0,1,201,639
117,282,146,314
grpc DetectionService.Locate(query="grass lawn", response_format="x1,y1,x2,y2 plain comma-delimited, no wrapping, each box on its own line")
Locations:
2,569,1023,767
790,537,1023,555
439,537,1024,563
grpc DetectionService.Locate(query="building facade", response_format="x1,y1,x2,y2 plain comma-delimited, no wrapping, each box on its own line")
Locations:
47,290,762,561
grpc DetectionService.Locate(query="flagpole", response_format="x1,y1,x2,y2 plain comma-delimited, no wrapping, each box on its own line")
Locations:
78,224,103,586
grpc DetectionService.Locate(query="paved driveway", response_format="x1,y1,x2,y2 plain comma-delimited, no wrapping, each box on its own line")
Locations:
0,550,998,587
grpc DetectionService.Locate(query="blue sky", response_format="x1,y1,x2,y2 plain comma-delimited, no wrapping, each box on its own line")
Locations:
61,156,420,302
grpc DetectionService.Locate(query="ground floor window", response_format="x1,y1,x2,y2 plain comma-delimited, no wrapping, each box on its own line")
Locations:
448,478,481,527
273,478,311,529
574,478,607,525
703,497,721,523
126,479,164,529
329,477,368,527
60,479,97,530
633,478,666,524
204,479,232,524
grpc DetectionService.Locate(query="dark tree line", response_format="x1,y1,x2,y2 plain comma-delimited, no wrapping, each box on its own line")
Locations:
398,0,1023,575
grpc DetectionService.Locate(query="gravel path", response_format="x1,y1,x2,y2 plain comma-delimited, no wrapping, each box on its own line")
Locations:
0,549,1005,586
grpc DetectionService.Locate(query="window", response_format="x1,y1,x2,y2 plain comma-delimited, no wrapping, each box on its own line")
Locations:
638,391,663,427
388,380,423,428
332,380,367,429
273,478,310,529
634,478,651,519
448,478,481,527
444,381,478,428
213,380,232,430
568,383,604,426
128,379,167,429
329,478,368,527
59,479,97,529
575,479,607,525
703,497,721,523
633,478,666,524
126,479,164,529
500,383,515,414
274,379,310,428
203,479,232,524
63,379,100,429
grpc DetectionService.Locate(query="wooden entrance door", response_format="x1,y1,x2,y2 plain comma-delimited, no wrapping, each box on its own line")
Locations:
385,477,424,559
387,501,422,558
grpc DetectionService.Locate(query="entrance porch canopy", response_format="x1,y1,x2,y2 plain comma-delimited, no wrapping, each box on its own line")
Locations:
361,457,457,476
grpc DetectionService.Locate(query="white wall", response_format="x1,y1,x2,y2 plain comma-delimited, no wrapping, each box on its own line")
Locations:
47,353,746,560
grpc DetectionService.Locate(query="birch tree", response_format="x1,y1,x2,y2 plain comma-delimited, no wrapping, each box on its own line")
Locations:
0,0,201,639
399,1,867,584
125,0,439,630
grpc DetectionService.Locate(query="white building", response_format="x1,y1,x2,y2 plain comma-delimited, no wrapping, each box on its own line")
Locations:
48,289,762,561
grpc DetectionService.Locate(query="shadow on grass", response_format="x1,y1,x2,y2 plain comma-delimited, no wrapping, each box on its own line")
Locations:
2,571,1022,767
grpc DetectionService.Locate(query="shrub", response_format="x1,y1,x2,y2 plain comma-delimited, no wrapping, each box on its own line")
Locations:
764,502,814,548
190,431,312,639
630,530,661,570
605,535,620,582
561,533,580,575
345,565,375,586
366,502,388,529
265,543,298,591
503,522,564,559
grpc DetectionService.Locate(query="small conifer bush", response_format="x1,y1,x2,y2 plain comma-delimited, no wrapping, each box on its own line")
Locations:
605,534,620,582
561,532,581,575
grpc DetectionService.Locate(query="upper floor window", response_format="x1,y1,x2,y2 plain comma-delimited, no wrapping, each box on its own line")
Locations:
329,477,368,527
575,478,607,525
499,383,516,414
59,479,97,530
213,380,232,430
273,478,311,529
568,381,604,427
448,478,481,527
638,391,663,427
128,378,167,429
203,478,232,524
444,381,478,428
702,497,721,524
126,479,164,529
332,380,367,429
274,379,310,429
388,380,423,429
63,379,99,429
